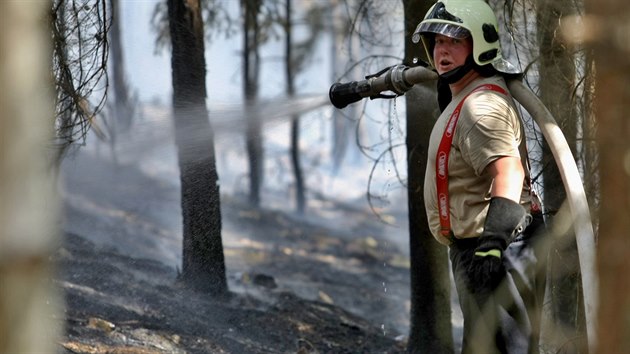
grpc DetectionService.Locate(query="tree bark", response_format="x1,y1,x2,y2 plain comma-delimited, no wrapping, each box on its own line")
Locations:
168,0,227,295
0,0,61,351
403,0,454,352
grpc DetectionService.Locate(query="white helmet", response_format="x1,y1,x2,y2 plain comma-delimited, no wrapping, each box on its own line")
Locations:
412,0,519,74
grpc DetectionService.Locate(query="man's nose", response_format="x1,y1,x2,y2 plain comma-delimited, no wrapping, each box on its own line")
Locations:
437,44,449,55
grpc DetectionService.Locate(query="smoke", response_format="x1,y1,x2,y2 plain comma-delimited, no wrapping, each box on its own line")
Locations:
104,94,329,159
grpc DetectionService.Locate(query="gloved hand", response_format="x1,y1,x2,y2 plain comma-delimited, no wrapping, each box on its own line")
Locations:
468,197,528,293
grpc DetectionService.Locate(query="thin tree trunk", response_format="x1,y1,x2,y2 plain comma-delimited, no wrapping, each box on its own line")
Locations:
0,0,61,351
168,0,227,295
108,0,132,164
329,0,358,171
290,117,304,212
108,0,134,132
285,0,305,214
403,0,453,352
242,0,263,207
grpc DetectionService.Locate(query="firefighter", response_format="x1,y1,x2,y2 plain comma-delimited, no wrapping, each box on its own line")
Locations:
413,1,545,353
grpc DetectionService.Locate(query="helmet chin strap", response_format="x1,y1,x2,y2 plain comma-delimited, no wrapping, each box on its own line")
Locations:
438,55,476,84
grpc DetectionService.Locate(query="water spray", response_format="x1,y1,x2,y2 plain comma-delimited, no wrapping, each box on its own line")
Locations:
329,64,598,351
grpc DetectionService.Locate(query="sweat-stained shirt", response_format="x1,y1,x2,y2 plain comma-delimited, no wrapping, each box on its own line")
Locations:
423,75,532,246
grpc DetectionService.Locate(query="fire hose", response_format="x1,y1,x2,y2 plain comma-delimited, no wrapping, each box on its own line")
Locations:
329,64,597,350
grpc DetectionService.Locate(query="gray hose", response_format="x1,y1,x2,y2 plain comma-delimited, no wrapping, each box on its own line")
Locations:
507,79,597,352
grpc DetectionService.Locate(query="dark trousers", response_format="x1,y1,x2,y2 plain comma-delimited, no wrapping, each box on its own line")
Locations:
449,214,547,354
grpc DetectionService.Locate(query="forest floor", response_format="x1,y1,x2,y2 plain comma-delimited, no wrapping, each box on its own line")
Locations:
55,147,433,353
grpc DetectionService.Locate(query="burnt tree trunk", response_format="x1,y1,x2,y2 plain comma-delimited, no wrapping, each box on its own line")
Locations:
168,0,227,295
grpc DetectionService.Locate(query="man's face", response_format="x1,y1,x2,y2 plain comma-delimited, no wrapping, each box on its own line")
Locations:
432,34,473,75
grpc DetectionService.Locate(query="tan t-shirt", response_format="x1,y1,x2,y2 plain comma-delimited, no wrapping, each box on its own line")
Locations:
424,76,531,245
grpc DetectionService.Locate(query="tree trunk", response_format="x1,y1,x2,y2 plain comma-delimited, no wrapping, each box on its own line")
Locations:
0,0,61,351
535,1,587,351
242,0,263,207
108,0,135,164
108,0,135,132
587,1,630,352
329,0,358,172
285,0,305,214
168,0,227,295
403,0,454,352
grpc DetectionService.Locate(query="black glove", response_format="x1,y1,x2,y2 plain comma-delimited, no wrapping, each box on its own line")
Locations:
468,197,528,293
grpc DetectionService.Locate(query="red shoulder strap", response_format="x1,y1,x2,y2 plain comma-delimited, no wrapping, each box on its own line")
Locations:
436,84,507,238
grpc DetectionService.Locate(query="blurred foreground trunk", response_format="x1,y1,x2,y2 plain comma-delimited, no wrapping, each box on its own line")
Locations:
0,0,61,352
587,0,630,352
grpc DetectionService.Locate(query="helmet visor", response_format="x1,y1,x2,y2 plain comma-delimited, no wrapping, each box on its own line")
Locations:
412,22,470,43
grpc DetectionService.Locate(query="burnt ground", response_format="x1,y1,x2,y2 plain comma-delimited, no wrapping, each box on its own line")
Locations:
56,147,416,353
56,228,406,354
